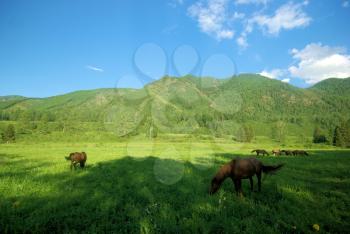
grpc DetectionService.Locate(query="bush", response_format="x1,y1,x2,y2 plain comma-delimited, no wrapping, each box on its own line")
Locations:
313,126,327,143
235,125,254,142
1,124,16,143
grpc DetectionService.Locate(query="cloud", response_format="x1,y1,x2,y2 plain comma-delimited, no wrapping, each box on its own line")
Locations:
343,1,349,8
259,68,290,83
86,65,104,72
162,24,179,34
236,36,248,48
187,1,311,48
288,43,350,84
258,69,286,79
235,0,269,5
232,11,245,20
252,1,311,36
188,0,234,40
168,0,185,8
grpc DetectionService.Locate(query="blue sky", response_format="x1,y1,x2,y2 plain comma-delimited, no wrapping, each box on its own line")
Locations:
0,0,350,97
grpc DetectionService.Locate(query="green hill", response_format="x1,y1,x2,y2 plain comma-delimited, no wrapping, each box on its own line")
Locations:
1,74,349,140
309,77,350,96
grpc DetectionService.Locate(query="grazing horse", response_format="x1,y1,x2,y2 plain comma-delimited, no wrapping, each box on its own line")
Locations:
272,149,281,156
281,150,293,156
251,149,269,156
292,150,309,156
65,152,87,170
209,157,284,196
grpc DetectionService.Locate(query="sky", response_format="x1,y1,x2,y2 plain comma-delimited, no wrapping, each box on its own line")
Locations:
0,0,350,97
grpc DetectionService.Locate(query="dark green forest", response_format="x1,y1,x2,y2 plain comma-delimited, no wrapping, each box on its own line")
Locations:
1,74,350,145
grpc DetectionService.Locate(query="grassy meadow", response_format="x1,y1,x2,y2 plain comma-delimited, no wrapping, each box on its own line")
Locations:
0,138,349,233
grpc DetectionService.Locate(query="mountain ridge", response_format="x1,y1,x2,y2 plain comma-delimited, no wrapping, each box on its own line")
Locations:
1,74,349,99
1,74,349,138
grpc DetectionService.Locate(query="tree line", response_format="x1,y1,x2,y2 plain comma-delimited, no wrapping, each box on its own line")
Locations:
313,119,350,147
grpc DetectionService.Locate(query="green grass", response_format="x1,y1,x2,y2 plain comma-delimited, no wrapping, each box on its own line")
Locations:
0,140,349,233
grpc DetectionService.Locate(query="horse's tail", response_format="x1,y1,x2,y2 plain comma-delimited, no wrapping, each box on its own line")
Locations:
262,163,284,174
251,150,256,153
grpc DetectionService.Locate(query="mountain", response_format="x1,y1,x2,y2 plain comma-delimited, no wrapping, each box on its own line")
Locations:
1,74,350,138
309,77,350,97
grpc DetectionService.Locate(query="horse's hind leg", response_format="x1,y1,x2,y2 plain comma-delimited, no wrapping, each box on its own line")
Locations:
249,177,254,191
257,172,262,192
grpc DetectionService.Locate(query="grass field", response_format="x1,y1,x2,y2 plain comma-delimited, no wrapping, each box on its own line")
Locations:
0,139,349,233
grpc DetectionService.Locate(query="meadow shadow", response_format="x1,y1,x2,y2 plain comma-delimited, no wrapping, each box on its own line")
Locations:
1,152,349,233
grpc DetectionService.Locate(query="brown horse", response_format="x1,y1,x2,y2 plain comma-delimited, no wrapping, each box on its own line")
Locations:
251,149,269,156
209,157,284,196
281,150,293,156
292,150,309,156
272,149,281,156
65,152,87,170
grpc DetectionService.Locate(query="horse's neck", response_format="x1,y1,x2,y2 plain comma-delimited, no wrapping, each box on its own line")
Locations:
217,164,232,181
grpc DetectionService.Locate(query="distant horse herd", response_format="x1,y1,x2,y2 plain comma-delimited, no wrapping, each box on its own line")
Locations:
252,149,309,156
64,148,308,196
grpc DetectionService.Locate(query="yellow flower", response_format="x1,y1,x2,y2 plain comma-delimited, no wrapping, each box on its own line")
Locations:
312,224,320,231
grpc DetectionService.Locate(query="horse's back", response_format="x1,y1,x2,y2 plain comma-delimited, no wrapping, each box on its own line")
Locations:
71,152,87,162
234,158,261,178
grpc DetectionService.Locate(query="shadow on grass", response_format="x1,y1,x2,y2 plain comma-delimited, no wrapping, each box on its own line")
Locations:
0,152,350,233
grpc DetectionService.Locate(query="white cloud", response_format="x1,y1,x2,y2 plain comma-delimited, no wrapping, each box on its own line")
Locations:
86,65,104,72
162,24,178,34
259,69,291,83
252,2,311,35
217,30,234,39
259,69,285,79
187,1,311,48
343,1,349,8
288,43,350,84
232,11,245,20
235,0,269,4
236,36,248,48
168,0,185,8
188,0,234,40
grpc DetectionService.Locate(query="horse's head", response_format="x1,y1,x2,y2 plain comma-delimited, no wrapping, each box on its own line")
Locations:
65,153,74,161
209,176,223,195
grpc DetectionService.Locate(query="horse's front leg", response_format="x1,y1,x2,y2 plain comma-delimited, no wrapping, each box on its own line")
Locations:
233,178,243,197
237,179,243,197
249,177,254,191
231,178,239,195
70,162,73,171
